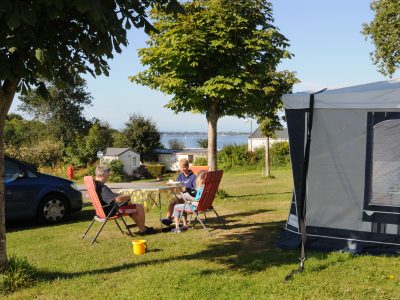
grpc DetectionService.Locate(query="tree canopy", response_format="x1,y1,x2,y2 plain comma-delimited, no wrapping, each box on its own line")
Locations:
18,77,92,146
131,0,297,169
0,0,182,269
363,0,400,76
120,114,162,160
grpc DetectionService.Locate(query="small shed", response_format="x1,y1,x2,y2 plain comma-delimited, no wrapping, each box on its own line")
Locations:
103,148,140,175
248,128,289,151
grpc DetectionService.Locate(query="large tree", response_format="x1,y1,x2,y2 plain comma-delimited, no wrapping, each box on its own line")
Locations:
18,77,92,146
0,0,181,269
121,113,162,160
363,0,400,76
131,0,297,170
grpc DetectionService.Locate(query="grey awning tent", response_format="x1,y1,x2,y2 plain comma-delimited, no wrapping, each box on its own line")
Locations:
277,78,400,254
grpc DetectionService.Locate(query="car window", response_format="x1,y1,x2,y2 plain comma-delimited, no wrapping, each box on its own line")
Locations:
26,169,38,178
5,160,20,183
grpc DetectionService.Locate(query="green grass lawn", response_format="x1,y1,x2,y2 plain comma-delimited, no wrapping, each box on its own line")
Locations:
5,167,400,299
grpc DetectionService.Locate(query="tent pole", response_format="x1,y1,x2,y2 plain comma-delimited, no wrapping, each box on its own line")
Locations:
285,88,326,282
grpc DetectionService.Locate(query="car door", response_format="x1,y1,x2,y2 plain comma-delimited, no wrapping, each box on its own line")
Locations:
5,159,38,219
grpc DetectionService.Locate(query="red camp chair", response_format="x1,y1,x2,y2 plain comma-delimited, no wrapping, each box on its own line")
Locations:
176,170,227,235
82,176,135,245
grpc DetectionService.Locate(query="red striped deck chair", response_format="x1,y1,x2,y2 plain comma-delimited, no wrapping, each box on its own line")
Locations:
176,170,227,235
81,176,134,245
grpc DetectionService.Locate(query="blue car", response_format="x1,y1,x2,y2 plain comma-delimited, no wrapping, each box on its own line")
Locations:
5,156,82,224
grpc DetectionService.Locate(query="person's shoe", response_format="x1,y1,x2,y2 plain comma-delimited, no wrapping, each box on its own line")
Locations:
139,226,157,235
161,218,173,226
171,227,182,233
180,226,189,231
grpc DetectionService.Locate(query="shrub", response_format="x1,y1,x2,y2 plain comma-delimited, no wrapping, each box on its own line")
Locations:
106,159,125,182
143,163,165,178
270,142,290,167
193,156,207,166
217,144,251,169
0,256,37,295
5,140,63,168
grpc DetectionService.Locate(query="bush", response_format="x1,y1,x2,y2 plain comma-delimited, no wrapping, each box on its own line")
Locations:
217,144,251,169
193,156,207,166
143,163,165,178
5,140,63,168
106,160,125,182
0,256,37,295
270,142,290,167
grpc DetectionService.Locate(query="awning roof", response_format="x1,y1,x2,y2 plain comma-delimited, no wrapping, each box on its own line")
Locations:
283,78,400,109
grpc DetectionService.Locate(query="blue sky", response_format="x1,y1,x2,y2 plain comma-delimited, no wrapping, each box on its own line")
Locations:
10,0,397,132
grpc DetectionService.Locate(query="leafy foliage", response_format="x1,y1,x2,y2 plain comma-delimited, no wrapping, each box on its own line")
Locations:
18,77,92,146
4,114,47,148
193,156,207,166
120,114,162,160
105,159,125,183
196,138,208,148
5,140,64,168
269,142,290,167
216,143,289,169
363,0,400,76
131,0,297,169
168,138,185,150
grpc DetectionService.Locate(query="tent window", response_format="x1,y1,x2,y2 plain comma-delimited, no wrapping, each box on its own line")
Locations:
370,119,400,206
364,112,400,223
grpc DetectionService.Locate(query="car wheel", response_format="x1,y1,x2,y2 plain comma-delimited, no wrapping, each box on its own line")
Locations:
38,195,70,224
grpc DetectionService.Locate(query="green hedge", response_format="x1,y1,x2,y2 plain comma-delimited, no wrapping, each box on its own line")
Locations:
217,142,290,169
143,163,165,178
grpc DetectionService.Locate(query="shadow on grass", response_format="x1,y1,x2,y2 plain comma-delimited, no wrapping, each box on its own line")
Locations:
31,217,329,284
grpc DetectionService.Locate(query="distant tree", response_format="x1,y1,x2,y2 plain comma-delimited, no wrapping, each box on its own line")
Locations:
168,139,185,150
121,114,162,160
69,121,115,165
363,0,400,76
4,115,46,148
111,129,125,148
131,0,297,170
258,116,282,177
18,77,92,146
0,0,182,268
196,138,208,149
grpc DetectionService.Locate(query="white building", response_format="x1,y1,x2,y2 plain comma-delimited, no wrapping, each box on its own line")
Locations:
103,148,140,175
248,128,289,152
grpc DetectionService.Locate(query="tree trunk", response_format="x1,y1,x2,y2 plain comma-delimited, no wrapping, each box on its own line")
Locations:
0,79,19,269
265,137,270,177
207,103,219,171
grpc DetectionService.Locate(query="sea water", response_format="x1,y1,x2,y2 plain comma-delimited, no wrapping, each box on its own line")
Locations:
161,133,248,149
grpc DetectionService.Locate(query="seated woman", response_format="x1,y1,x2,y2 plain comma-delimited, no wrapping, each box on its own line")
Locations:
170,170,207,233
161,158,197,226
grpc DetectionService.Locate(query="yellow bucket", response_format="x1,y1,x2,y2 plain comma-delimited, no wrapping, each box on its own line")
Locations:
132,240,147,255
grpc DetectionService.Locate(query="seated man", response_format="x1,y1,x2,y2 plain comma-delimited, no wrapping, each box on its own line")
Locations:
95,165,156,235
161,158,197,226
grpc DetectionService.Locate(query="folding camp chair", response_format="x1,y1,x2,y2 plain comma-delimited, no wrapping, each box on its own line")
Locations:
176,170,227,236
82,176,135,245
